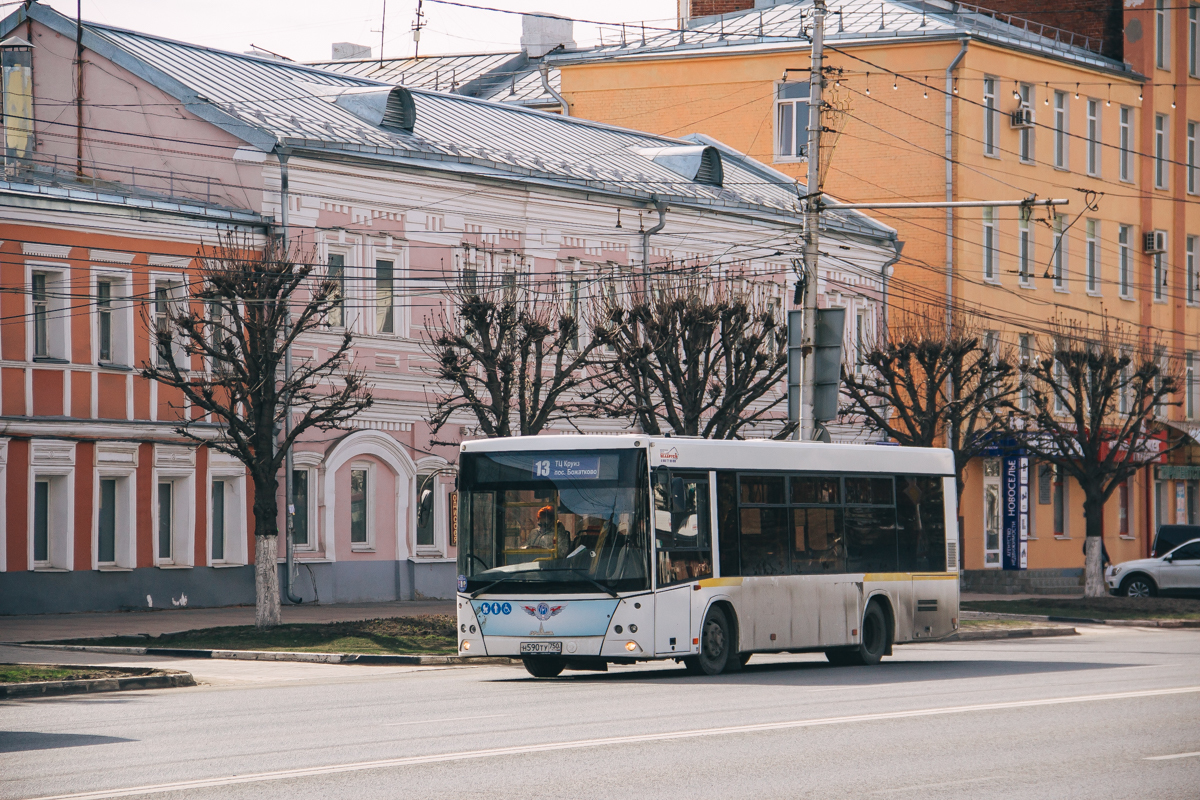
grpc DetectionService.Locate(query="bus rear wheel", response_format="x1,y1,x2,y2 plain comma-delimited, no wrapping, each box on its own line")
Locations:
684,606,732,675
522,657,566,678
825,602,889,667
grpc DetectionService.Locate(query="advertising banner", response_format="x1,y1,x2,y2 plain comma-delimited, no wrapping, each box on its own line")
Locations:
1002,456,1029,570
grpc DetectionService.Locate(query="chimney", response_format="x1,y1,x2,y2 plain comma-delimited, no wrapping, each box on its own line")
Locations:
521,13,575,58
332,42,373,61
0,37,34,169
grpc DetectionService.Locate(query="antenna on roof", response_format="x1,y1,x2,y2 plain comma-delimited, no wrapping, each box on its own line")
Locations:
412,0,426,59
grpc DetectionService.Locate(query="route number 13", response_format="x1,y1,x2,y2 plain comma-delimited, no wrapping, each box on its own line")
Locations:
534,460,551,477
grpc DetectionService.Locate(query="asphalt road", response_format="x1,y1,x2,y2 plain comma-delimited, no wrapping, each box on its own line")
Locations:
2,626,1198,800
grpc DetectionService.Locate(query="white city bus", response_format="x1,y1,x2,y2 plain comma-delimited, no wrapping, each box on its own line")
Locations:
455,435,959,678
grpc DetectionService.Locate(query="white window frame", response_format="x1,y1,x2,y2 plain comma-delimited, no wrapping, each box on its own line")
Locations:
1119,106,1133,182
92,268,133,368
1053,214,1068,291
1018,215,1034,287
29,440,76,571
208,451,248,566
774,80,810,162
374,256,396,336
1019,333,1032,410
982,207,998,281
1189,235,1199,305
1054,91,1068,169
1191,4,1200,76
26,262,70,362
1156,114,1169,190
1019,83,1034,163
349,461,375,551
1188,352,1198,420
415,458,450,556
151,274,188,370
983,459,1001,568
1086,99,1100,176
1054,359,1067,415
1191,121,1199,194
325,248,350,330
1158,0,1170,70
983,77,998,157
1119,225,1133,298
94,443,138,571
292,450,323,553
1086,219,1100,295
1154,245,1167,303
154,445,196,568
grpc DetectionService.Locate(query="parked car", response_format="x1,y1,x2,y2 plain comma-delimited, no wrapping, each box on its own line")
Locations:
1105,539,1200,597
1151,524,1200,558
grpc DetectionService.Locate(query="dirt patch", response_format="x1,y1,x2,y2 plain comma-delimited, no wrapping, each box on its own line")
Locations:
51,615,459,656
962,597,1200,620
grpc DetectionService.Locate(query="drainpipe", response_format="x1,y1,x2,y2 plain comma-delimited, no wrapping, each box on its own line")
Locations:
276,146,303,606
641,195,667,295
539,62,569,117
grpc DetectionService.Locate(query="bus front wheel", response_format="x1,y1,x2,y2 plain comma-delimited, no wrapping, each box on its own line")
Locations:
825,603,889,667
522,657,566,678
685,606,732,676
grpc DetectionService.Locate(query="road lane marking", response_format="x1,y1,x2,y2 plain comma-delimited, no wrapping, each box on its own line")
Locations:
383,714,506,727
869,776,997,794
1145,751,1200,760
28,685,1200,800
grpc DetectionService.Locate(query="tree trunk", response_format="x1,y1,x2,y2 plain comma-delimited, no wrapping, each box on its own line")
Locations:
1082,494,1107,598
255,534,282,628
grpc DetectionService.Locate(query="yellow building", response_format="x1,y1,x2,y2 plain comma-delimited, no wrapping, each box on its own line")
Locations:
552,0,1200,591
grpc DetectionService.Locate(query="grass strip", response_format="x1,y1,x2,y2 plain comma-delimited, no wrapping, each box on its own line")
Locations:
51,615,459,656
961,597,1200,620
0,665,133,684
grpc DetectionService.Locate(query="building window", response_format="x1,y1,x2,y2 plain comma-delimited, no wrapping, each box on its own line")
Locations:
855,309,867,373
1157,0,1170,70
33,479,49,565
1087,99,1100,176
983,459,1001,567
292,469,309,547
32,273,48,358
375,259,394,334
30,269,69,361
984,77,998,156
417,471,438,548
775,81,810,160
350,467,369,545
1156,114,1169,189
157,481,173,561
982,207,997,280
98,478,117,565
1086,219,1099,293
211,480,226,562
1053,214,1067,289
1192,5,1199,76
1054,91,1068,169
1119,480,1130,537
154,280,184,368
1019,216,1033,285
327,253,345,327
1154,251,1166,301
1053,465,1068,537
1054,359,1067,414
1119,106,1133,182
1019,83,1034,162
1189,235,1198,304
1190,122,1199,194
1119,225,1132,297
96,280,113,363
1188,352,1197,419
1019,334,1031,410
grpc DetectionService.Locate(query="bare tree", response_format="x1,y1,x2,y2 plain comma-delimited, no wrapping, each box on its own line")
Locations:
143,233,373,628
595,274,792,439
1005,317,1179,597
840,312,1017,504
423,281,608,438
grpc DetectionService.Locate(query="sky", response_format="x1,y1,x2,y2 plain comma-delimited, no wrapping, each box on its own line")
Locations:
38,0,678,62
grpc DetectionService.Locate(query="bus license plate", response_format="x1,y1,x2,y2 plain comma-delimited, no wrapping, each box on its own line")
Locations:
520,641,562,655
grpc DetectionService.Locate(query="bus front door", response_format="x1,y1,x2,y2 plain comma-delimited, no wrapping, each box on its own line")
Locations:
654,586,691,655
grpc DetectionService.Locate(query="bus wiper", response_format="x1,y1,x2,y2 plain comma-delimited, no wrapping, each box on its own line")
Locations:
470,576,519,598
539,568,620,598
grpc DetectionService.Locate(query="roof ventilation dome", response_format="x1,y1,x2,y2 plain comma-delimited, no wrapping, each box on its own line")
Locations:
636,145,723,186
298,81,416,132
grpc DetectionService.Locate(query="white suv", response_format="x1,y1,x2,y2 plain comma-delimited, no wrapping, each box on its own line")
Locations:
1105,538,1200,597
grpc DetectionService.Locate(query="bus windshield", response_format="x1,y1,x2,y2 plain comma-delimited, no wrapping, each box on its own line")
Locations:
457,449,650,594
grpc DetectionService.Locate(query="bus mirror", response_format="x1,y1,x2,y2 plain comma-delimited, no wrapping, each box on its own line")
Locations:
671,477,687,513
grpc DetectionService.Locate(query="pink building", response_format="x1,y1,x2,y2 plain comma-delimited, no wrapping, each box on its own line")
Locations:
0,1,900,613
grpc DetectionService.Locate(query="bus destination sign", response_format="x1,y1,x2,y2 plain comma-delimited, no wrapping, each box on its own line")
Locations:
532,456,601,480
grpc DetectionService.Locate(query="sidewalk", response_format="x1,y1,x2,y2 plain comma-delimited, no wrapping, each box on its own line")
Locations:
0,600,456,643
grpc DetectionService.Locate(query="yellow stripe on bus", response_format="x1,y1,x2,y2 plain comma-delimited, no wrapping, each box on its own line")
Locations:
698,577,744,587
863,573,959,582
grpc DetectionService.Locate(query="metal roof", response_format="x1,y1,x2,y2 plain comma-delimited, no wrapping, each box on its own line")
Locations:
311,52,562,108
556,0,1137,76
1,2,895,240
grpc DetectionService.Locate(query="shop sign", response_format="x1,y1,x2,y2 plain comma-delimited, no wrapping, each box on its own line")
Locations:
1002,456,1029,570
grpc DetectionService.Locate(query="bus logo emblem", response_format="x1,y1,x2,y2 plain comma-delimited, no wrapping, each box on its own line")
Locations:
523,602,564,636
659,447,678,463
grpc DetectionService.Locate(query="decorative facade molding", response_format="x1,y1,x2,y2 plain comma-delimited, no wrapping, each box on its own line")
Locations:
23,242,72,259
31,439,77,468
155,444,196,469
89,249,136,264
148,255,192,268
95,442,140,467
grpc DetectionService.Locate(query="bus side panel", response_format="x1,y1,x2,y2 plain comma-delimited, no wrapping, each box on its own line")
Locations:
787,577,820,649
913,574,959,639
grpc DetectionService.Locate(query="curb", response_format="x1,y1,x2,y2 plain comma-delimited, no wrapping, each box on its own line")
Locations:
0,666,195,699
1,643,518,667
946,626,1078,642
961,611,1200,628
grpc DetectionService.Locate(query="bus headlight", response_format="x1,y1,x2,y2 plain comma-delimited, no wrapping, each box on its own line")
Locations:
625,641,638,652
462,641,471,651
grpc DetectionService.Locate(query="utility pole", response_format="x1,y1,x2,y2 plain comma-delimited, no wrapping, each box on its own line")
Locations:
412,0,425,59
798,0,825,442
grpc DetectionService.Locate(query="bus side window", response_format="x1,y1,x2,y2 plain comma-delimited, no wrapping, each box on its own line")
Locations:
716,471,740,577
655,471,712,587
896,476,947,572
844,476,898,573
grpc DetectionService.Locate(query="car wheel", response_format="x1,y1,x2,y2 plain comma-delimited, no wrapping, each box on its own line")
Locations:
1119,574,1157,598
826,603,890,667
522,657,565,678
693,605,732,675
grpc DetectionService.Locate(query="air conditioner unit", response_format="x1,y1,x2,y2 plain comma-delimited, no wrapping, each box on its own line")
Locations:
1010,105,1034,129
1144,230,1167,254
